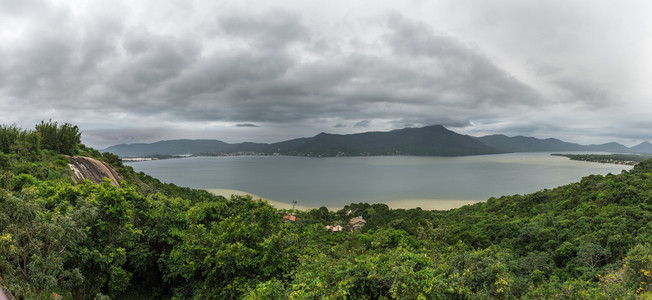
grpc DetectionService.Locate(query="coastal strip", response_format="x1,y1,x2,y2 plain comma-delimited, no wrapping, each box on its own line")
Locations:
205,188,481,211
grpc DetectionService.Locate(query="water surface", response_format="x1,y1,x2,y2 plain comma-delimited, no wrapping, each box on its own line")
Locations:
127,153,630,210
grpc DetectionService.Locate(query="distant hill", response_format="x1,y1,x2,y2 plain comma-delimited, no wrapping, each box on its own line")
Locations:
476,134,634,153
279,125,504,156
585,142,632,153
103,139,233,157
102,125,503,157
476,135,585,152
103,125,652,158
631,142,652,154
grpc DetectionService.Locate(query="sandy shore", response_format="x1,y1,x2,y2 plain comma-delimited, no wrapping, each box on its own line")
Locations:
382,199,483,210
205,188,482,211
205,188,313,210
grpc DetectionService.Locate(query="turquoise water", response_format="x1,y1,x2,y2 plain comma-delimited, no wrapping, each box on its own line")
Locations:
127,153,631,209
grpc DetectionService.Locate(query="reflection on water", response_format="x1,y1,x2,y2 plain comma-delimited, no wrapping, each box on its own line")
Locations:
128,152,631,210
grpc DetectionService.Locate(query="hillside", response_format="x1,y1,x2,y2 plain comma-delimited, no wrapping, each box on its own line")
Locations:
476,134,632,153
477,134,585,152
102,139,234,157
103,125,504,157
281,125,504,156
104,126,652,158
631,141,652,153
3,121,652,299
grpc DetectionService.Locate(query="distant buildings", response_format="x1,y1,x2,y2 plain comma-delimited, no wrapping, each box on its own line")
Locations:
325,225,343,232
283,200,298,223
349,216,366,230
324,216,366,232
282,215,296,223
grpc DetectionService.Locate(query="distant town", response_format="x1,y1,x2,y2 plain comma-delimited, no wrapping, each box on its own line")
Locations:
552,153,652,165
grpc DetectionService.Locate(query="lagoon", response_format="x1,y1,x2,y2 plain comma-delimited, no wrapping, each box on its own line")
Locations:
126,153,631,210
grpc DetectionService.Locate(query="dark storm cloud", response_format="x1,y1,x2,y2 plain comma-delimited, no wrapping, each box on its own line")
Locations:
82,128,172,147
152,12,542,129
218,9,309,50
3,0,650,147
553,77,611,107
167,52,294,98
108,28,200,95
382,13,542,109
354,120,370,128
0,0,124,108
235,123,258,127
0,3,543,132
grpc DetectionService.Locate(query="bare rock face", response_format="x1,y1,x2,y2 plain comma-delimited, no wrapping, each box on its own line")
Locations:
68,156,123,187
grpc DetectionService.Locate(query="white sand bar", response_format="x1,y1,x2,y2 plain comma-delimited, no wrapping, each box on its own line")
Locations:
205,188,482,211
205,188,312,210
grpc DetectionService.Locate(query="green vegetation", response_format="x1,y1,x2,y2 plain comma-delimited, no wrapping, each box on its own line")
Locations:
553,153,652,165
3,122,652,299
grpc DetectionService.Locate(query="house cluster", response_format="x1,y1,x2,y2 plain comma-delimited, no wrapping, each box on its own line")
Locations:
349,216,366,230
325,216,366,232
282,214,296,223
325,225,343,232
283,201,298,223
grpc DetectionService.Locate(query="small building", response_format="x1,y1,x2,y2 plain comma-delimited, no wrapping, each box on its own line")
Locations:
283,215,296,223
283,201,298,223
349,216,366,230
326,225,343,232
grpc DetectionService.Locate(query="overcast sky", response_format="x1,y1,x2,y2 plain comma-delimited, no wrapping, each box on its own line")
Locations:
1,0,651,148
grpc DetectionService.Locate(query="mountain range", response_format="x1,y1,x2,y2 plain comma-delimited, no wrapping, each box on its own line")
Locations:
102,125,652,157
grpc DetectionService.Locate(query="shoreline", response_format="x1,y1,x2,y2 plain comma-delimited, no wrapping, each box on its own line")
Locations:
205,188,483,211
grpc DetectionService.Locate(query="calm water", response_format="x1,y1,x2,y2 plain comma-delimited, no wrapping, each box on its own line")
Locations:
127,153,631,209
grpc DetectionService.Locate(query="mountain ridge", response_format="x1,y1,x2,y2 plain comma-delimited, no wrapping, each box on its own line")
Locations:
103,125,503,157
475,134,634,153
102,125,652,157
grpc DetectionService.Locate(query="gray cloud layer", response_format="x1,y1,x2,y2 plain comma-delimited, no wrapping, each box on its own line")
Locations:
1,0,651,147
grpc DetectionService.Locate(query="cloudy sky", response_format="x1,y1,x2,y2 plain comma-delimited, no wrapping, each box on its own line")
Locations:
1,0,651,148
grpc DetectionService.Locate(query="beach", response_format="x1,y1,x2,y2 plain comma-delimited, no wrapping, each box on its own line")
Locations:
205,188,313,210
205,188,482,211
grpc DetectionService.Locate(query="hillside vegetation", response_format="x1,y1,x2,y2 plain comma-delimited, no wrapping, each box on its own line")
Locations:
2,122,652,299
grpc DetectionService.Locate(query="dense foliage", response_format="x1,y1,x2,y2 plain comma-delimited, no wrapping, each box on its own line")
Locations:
2,122,652,299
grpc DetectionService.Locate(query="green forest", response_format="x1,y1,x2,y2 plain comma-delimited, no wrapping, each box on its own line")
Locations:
2,122,652,299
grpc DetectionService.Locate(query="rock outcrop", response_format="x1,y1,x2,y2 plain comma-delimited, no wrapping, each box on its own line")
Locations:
68,156,123,187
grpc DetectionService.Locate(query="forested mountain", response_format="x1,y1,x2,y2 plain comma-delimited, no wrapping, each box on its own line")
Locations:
103,125,504,157
102,139,235,157
4,121,652,299
104,126,652,158
476,134,632,153
277,125,503,156
631,142,652,154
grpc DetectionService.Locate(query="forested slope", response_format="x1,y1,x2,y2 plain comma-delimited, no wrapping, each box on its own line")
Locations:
103,125,503,157
2,122,652,299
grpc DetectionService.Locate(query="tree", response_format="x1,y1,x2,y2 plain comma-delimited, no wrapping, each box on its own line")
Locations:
575,243,609,271
0,125,20,154
64,180,144,299
35,120,80,155
164,195,283,299
57,123,81,155
0,188,84,299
